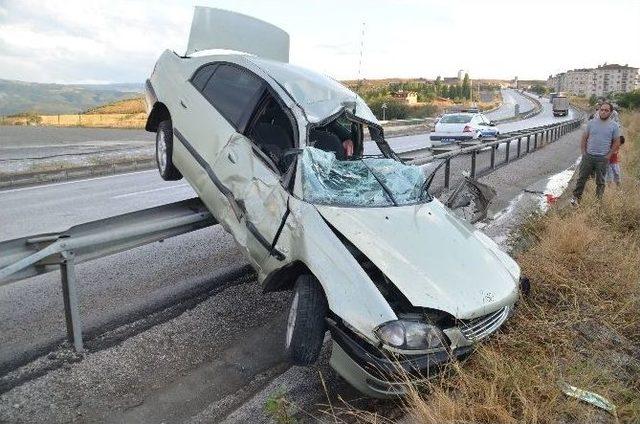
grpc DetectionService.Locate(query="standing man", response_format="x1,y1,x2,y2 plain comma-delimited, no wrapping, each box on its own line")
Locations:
572,101,620,202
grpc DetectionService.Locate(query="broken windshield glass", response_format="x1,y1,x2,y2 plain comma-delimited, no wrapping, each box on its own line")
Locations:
301,147,428,207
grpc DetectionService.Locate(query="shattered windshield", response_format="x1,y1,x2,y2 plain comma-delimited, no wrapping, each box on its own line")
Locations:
301,147,428,207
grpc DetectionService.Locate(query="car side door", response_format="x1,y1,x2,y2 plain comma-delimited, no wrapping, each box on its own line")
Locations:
192,63,291,272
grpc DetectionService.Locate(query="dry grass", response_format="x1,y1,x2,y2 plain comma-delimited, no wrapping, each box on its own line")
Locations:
400,111,640,423
1,97,147,128
84,97,146,114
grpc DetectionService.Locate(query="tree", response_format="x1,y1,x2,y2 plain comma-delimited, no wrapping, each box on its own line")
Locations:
435,76,442,96
530,84,547,96
367,97,409,120
462,73,471,100
615,90,640,109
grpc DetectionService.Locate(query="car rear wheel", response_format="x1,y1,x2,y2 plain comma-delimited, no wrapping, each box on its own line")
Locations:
156,120,182,181
285,274,328,365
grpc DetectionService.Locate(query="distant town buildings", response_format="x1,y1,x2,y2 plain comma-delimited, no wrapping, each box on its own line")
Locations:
548,63,639,97
391,90,418,104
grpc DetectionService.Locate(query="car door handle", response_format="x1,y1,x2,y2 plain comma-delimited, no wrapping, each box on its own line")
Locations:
180,100,188,109
227,152,237,164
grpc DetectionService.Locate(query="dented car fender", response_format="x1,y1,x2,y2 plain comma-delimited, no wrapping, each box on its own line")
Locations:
259,196,398,342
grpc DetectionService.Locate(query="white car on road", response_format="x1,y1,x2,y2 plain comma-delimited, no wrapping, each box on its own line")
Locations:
145,7,521,398
430,112,499,143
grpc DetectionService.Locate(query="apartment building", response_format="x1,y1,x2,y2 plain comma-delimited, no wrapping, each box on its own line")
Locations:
547,63,638,97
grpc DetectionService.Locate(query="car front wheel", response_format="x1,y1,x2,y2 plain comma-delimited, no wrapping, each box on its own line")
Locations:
285,274,328,365
156,120,182,181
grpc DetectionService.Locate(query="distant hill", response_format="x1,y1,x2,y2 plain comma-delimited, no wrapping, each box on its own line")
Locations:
84,97,146,114
0,79,144,116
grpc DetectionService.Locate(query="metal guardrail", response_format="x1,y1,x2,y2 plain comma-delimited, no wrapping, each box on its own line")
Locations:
409,111,585,190
0,198,216,352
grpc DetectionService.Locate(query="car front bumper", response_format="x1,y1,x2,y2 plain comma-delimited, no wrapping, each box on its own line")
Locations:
328,323,473,398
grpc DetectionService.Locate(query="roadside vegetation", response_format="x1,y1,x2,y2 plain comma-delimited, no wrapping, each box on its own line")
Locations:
345,78,501,120
398,111,639,423
1,97,147,129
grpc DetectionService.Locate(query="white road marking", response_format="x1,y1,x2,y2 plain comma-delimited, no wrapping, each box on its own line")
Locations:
1,170,157,193
112,184,191,199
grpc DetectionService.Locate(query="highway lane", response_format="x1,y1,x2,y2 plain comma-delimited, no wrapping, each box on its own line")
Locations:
0,171,249,371
485,88,535,120
369,93,577,155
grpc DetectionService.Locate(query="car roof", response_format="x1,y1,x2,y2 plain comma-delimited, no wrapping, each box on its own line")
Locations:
179,52,378,125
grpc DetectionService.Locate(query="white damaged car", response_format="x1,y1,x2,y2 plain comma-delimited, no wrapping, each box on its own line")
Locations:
145,7,521,397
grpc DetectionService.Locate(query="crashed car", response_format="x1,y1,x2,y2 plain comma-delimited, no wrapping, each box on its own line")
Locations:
145,7,521,397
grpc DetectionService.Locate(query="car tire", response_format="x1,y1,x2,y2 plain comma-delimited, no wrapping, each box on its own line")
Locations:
285,274,328,366
156,120,182,181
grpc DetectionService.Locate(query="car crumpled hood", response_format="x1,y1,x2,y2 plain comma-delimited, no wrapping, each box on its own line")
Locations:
315,201,519,320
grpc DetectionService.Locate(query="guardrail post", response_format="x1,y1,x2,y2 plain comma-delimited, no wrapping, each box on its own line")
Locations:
517,137,522,157
526,135,531,153
60,251,84,353
490,145,496,169
444,159,451,189
534,133,538,150
505,140,510,163
470,150,477,179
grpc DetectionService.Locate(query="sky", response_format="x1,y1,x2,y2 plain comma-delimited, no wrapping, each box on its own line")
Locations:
0,0,639,84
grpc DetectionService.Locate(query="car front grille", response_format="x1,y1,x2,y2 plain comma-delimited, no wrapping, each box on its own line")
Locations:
459,306,510,342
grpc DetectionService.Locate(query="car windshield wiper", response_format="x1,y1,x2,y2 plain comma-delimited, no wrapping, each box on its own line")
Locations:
360,159,398,206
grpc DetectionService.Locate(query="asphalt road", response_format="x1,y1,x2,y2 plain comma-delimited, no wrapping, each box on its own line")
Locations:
372,92,576,155
0,125,152,148
485,88,535,120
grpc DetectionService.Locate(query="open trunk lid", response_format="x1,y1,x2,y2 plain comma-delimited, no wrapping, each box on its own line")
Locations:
185,7,290,63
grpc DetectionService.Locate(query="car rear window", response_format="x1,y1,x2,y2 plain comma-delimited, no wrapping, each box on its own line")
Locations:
440,114,472,124
202,64,265,129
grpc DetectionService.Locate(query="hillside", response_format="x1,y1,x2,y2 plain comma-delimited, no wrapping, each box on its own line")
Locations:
84,97,146,114
0,79,143,116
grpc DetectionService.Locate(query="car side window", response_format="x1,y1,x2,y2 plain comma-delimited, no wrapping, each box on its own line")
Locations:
202,64,265,130
246,93,295,175
190,64,217,92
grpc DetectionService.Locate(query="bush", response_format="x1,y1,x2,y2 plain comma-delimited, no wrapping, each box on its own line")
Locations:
367,97,409,120
615,90,640,110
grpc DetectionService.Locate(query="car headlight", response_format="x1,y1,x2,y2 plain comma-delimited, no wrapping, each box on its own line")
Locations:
374,320,446,350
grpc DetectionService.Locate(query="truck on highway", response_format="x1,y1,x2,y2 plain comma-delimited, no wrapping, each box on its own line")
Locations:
552,96,569,117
